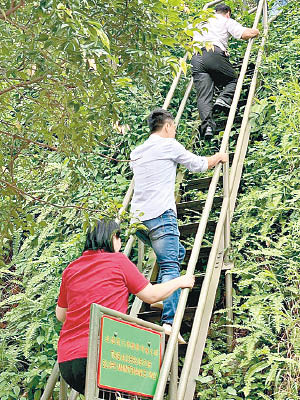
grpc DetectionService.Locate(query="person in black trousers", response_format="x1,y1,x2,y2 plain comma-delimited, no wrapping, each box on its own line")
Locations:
191,3,259,139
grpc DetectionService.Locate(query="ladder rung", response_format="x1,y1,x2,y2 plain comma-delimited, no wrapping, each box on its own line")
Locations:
184,246,211,260
138,307,198,322
179,221,217,238
177,197,223,218
183,176,216,191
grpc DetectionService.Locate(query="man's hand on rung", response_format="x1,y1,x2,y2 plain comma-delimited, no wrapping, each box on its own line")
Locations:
207,152,228,169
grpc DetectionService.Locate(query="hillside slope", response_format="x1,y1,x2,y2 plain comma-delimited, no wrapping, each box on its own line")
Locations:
0,2,298,400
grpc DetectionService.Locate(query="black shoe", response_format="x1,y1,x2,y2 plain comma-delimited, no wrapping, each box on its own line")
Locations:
213,99,230,114
213,98,231,112
204,126,213,140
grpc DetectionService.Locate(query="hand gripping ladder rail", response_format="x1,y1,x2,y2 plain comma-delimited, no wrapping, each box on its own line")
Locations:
40,0,273,398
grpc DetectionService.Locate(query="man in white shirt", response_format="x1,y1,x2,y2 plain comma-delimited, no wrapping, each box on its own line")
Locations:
191,3,259,139
130,108,228,342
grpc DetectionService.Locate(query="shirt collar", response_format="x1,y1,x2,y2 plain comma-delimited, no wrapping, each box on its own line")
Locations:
82,249,106,255
148,134,174,140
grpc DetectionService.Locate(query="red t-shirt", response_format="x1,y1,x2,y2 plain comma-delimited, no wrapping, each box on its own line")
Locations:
57,250,149,363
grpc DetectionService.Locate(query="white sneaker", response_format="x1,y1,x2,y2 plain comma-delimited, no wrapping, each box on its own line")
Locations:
163,323,186,345
150,301,163,310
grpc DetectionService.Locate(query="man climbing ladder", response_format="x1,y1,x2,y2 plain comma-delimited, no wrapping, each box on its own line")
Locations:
130,108,227,343
191,3,260,139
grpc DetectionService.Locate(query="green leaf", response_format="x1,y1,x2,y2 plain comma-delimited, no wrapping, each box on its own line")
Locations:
97,28,110,50
195,375,214,383
13,386,20,396
226,386,237,395
38,33,49,41
180,58,187,76
37,336,44,345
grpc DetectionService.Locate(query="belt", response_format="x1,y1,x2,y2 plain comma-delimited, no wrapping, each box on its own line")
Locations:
201,45,229,57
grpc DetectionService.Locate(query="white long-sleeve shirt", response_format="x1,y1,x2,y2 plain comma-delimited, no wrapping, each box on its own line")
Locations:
193,13,246,52
130,134,208,221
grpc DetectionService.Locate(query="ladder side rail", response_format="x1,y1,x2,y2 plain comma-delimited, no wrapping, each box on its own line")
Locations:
229,0,269,212
153,1,265,397
215,0,268,346
174,78,194,126
221,0,262,339
249,6,258,14
59,378,68,400
137,239,145,272
169,344,179,400
123,235,136,257
129,251,157,318
173,0,258,362
177,196,230,400
263,0,268,27
163,53,188,110
117,179,135,221
40,362,60,400
182,240,224,400
224,4,273,345
219,0,265,154
153,163,222,400
223,141,233,348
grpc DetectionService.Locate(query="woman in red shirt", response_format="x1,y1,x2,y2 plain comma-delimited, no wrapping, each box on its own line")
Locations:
56,219,194,394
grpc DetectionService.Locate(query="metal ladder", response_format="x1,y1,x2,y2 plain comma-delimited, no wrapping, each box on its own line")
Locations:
40,0,272,398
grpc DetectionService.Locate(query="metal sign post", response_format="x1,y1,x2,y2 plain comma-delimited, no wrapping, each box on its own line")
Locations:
85,304,165,400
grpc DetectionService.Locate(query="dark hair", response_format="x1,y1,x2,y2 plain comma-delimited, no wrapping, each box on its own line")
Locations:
83,219,120,253
147,108,174,133
215,4,231,15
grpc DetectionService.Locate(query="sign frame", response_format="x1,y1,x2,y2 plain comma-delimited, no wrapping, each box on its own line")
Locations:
97,314,164,398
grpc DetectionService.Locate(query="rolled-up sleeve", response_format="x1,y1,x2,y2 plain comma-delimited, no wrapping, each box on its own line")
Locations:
172,141,208,172
227,18,247,39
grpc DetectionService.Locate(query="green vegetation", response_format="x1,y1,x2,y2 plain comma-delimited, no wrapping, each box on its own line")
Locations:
0,1,299,399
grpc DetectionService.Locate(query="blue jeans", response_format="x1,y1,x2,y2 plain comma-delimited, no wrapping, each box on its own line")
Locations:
136,209,186,325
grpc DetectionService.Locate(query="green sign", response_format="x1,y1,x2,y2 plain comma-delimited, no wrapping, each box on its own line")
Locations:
97,315,163,397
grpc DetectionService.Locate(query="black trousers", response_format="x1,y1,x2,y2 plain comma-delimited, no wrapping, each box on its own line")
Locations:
191,46,237,135
59,358,113,398
59,358,87,395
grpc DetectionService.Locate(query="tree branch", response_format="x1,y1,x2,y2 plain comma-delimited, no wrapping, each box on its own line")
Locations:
0,130,58,151
0,178,107,214
1,130,134,161
98,152,132,162
0,75,45,96
0,0,25,20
